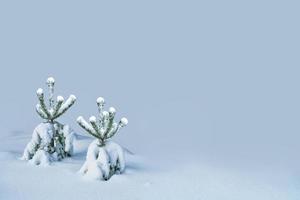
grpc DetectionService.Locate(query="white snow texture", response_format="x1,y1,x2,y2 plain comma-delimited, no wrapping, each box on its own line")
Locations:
22,123,75,165
79,140,125,180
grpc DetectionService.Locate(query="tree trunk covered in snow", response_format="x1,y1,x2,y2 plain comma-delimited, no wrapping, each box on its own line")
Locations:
22,77,76,165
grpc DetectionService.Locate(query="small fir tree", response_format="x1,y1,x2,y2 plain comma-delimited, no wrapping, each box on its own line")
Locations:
22,77,76,165
77,97,128,180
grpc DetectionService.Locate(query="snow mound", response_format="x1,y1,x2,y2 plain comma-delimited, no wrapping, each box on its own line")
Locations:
79,140,125,180
21,122,75,166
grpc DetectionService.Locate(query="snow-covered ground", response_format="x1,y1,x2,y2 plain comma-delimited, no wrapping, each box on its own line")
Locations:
0,129,298,200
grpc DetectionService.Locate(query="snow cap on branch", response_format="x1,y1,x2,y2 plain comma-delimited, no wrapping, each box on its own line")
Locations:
69,95,76,101
77,116,84,123
109,107,116,114
46,77,55,85
97,97,105,105
102,111,109,118
120,118,128,126
89,116,97,123
36,88,43,96
57,96,64,102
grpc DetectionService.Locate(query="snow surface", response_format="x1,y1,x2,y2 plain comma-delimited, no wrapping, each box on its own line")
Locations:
0,130,298,200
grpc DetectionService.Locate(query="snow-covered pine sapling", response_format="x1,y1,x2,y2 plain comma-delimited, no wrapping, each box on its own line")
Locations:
22,77,77,165
77,97,128,180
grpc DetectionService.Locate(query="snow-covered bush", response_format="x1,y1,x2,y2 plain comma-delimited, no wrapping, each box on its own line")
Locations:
77,97,128,180
22,77,76,165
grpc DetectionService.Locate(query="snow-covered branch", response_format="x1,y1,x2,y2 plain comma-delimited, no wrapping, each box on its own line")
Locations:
36,88,51,119
77,97,128,146
52,95,76,120
52,96,64,118
77,116,99,139
35,78,76,122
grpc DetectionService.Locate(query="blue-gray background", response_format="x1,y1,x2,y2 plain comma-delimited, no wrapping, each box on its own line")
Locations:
0,1,299,172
